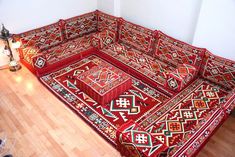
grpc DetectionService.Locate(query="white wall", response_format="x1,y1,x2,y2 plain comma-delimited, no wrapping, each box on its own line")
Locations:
97,0,120,16
0,0,97,33
193,0,235,60
120,0,202,43
97,0,114,15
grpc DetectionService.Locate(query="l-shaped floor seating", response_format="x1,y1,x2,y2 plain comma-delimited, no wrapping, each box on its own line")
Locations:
14,10,235,157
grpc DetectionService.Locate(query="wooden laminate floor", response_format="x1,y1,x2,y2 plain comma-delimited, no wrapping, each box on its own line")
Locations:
0,66,234,157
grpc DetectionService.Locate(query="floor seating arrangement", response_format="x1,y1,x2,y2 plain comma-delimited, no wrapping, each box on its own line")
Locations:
14,10,235,157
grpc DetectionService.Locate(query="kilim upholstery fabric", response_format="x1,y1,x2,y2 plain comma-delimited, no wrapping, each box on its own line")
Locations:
200,50,235,90
166,63,197,91
91,30,117,49
101,42,175,87
40,55,171,146
118,19,155,55
19,46,40,65
64,12,97,40
16,20,64,51
199,50,235,117
76,59,132,105
116,120,168,157
15,10,235,157
43,33,95,64
139,78,231,156
97,10,119,33
155,31,206,70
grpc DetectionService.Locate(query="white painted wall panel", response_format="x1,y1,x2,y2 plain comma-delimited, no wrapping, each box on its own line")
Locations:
120,0,202,43
193,0,235,60
0,0,97,33
97,0,114,15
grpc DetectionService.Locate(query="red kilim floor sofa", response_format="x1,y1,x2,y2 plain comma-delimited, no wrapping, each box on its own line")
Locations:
14,10,235,157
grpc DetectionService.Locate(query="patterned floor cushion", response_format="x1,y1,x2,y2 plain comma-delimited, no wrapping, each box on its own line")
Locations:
155,31,205,70
43,33,95,64
138,78,229,156
166,64,197,92
101,42,176,86
64,11,97,40
76,59,132,105
116,120,168,157
119,19,155,55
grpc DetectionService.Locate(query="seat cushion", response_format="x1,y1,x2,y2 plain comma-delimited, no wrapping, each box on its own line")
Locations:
43,33,95,64
101,42,175,86
140,78,229,156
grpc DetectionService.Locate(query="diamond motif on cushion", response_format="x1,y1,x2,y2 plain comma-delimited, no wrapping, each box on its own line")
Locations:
167,78,178,90
211,68,219,75
172,52,178,58
139,57,146,63
39,37,46,43
35,57,46,68
105,37,113,45
69,44,76,48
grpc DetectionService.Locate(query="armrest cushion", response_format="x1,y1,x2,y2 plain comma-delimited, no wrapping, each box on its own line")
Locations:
166,64,197,91
116,120,168,157
91,29,117,49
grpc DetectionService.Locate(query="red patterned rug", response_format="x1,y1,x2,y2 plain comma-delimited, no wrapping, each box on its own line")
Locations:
40,55,229,156
40,55,170,145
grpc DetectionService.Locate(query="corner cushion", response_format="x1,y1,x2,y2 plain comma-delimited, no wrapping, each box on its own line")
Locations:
97,10,119,32
119,19,155,55
91,30,117,49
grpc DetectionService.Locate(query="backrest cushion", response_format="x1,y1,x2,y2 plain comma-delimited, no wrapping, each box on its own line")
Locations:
118,19,155,54
17,21,64,50
155,31,205,69
200,50,235,90
97,10,119,33
64,11,97,40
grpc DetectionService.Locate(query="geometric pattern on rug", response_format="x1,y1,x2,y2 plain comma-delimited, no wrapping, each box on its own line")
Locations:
40,55,170,145
139,78,229,156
